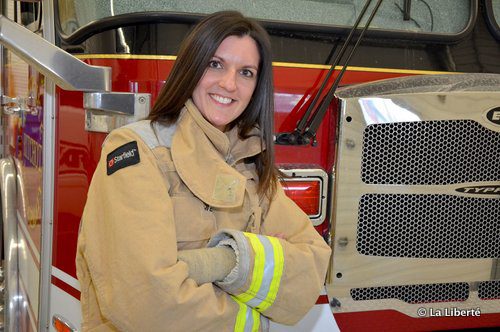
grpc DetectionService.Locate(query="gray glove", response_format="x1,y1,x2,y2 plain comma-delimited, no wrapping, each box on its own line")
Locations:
177,246,236,285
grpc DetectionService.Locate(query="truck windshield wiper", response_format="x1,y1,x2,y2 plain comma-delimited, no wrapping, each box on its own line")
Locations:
275,0,384,146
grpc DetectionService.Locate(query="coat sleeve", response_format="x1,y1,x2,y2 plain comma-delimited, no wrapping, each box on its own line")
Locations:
208,183,332,325
76,128,267,332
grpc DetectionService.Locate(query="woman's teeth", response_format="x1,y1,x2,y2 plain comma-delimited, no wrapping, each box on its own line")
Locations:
211,94,232,104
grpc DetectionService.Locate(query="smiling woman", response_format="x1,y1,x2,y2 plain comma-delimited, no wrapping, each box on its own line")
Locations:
192,35,260,132
76,11,331,332
148,11,276,196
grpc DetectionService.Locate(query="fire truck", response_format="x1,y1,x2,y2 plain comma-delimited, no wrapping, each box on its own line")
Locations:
0,0,499,331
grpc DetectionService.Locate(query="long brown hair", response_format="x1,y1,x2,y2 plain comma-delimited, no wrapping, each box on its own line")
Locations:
149,11,278,198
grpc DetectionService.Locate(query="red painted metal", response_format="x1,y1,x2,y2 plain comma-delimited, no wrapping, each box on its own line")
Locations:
51,276,81,301
334,310,500,332
316,295,330,305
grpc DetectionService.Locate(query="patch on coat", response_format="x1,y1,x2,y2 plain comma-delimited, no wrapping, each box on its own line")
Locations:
107,141,140,175
213,174,240,203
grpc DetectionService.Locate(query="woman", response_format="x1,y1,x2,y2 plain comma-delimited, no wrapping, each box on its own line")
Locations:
76,11,331,332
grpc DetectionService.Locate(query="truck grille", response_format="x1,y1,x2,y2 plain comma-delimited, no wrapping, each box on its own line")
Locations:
478,280,500,300
357,194,500,258
361,120,500,185
350,282,469,303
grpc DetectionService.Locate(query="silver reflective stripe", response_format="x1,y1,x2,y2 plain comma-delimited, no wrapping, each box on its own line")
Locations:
233,298,260,332
244,306,254,332
246,235,275,309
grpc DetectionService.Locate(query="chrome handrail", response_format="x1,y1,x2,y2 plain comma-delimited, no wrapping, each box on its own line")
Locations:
0,14,111,92
0,157,19,332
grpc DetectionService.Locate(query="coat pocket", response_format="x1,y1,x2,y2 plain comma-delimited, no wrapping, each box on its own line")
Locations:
171,195,216,248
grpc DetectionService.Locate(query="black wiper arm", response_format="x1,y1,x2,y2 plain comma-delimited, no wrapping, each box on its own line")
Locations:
304,0,384,139
294,0,374,135
275,0,383,146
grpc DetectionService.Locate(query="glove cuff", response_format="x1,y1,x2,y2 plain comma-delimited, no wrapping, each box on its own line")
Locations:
207,229,252,294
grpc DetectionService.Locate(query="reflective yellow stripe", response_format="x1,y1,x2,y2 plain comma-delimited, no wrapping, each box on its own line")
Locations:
238,233,266,302
257,237,284,312
252,308,260,332
233,296,261,332
233,298,247,332
235,233,285,313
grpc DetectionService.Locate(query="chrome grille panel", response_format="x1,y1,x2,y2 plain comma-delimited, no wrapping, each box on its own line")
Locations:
330,77,500,317
478,280,500,300
361,120,500,185
357,194,500,258
351,283,469,303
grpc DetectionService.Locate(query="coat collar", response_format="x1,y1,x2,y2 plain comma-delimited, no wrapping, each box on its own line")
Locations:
170,99,263,208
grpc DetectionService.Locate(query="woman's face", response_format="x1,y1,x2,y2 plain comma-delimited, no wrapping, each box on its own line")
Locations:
192,35,260,132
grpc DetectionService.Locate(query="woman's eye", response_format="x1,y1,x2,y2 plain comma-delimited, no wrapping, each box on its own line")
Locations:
241,69,255,78
208,60,222,69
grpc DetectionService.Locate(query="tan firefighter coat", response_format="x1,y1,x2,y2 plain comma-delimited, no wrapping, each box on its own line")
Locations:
76,99,331,332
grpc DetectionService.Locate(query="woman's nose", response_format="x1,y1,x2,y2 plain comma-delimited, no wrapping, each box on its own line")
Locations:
219,70,237,92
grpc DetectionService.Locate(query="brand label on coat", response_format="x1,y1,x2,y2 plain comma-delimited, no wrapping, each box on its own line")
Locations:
107,141,140,175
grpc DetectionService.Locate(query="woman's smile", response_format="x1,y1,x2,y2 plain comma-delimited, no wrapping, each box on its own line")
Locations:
210,93,234,105
192,35,259,131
